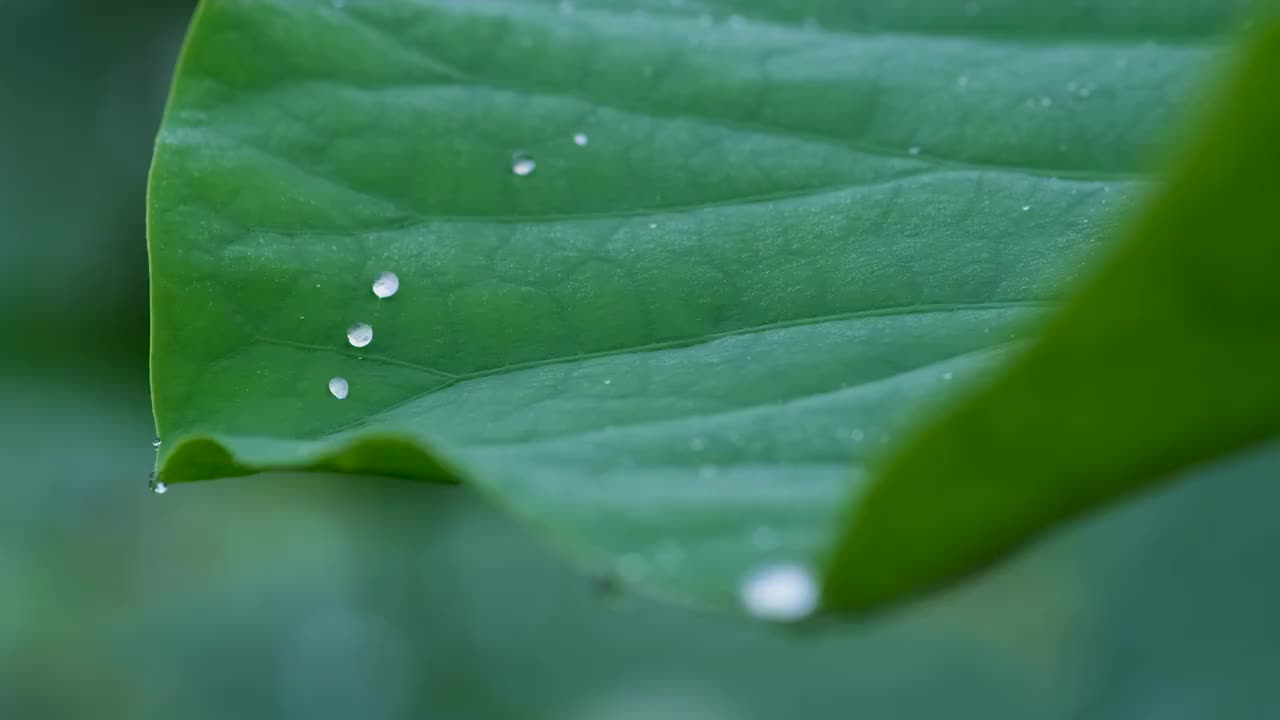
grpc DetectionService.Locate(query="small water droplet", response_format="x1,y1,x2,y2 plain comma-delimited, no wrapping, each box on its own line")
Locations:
152,436,162,449
908,146,921,156
573,132,589,146
372,271,399,299
148,472,168,495
1022,205,1032,211
850,429,865,442
689,437,707,452
511,153,536,176
1039,96,1053,108
648,222,657,229
956,75,969,90
329,377,350,399
347,322,373,348
740,564,817,622
943,372,954,381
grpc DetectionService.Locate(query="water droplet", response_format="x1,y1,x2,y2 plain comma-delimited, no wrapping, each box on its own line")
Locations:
152,436,162,449
908,146,921,156
148,472,168,495
943,372,954,381
511,153,536,176
573,132,589,147
740,564,817,622
1039,96,1053,108
956,75,969,90
372,272,399,299
1022,205,1032,211
329,377,350,400
850,429,865,442
751,526,779,551
689,437,707,452
648,222,657,229
347,322,373,348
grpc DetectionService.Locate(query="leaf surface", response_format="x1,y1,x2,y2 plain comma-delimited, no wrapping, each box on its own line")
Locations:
150,0,1248,610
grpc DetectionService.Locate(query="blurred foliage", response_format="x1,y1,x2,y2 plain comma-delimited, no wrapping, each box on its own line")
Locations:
3,1,1280,718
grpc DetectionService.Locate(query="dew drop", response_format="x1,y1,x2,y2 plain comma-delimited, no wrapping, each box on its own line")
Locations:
908,146,921,156
347,322,373,348
511,153,536,176
372,272,399,299
1022,205,1032,211
850,429,865,442
148,472,168,495
740,564,817,622
943,372,954,381
152,436,162,449
648,222,658,229
329,377,350,400
1039,96,1053,108
689,436,707,452
573,132,589,147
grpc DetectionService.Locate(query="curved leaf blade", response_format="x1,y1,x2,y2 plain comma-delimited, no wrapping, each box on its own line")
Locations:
149,0,1245,611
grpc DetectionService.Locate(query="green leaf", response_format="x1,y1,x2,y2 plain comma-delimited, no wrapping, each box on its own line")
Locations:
149,0,1248,611
825,19,1280,612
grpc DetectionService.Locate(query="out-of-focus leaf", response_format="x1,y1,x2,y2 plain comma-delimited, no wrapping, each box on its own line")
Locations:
825,20,1280,612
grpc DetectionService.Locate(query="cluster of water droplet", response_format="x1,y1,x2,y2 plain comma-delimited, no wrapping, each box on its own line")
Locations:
330,272,402,399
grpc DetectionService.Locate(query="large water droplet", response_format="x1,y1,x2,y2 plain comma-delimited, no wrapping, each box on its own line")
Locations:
511,153,536,176
372,272,399,299
347,323,373,348
740,564,817,622
573,132,589,147
329,377,350,400
148,472,168,495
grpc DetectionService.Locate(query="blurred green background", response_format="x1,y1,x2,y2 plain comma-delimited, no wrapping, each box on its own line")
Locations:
3,1,1279,718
